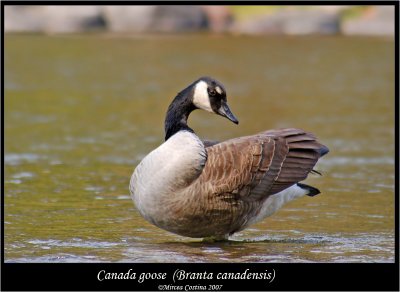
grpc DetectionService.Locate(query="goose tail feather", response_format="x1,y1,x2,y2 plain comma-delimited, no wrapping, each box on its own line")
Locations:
297,182,321,197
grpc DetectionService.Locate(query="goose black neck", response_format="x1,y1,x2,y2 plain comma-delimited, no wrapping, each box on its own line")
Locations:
164,88,196,141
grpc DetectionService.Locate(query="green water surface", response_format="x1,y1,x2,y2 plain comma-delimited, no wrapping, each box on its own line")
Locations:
4,34,395,262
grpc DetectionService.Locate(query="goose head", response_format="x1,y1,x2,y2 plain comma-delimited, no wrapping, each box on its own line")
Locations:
165,77,238,140
192,77,239,124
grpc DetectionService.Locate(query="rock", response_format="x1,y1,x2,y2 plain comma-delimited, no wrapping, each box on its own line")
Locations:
232,9,340,35
102,5,208,33
4,5,209,34
341,6,394,36
150,6,208,32
42,6,105,33
5,6,47,32
230,14,284,35
282,10,340,35
7,5,392,36
201,6,233,33
4,5,105,33
102,6,156,32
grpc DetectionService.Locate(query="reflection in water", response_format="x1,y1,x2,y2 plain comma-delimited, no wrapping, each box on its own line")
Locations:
4,34,394,263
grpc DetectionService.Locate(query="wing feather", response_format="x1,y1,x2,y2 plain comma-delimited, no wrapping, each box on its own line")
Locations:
195,128,328,202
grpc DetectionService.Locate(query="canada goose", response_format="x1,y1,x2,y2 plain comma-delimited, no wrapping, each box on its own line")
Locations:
129,77,329,240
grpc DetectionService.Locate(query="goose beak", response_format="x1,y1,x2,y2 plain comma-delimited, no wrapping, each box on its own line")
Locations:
218,101,239,125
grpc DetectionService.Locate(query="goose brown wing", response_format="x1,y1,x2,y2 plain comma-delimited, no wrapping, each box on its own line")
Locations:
200,128,328,201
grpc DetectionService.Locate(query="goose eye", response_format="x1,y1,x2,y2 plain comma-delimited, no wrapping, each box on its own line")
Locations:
209,90,216,96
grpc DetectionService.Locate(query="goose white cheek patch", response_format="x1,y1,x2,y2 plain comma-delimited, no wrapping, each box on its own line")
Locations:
193,81,213,113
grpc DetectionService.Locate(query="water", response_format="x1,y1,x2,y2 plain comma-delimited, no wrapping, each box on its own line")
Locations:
4,34,395,262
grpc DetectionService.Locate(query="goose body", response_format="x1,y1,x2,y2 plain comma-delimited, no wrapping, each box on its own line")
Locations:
130,77,329,239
